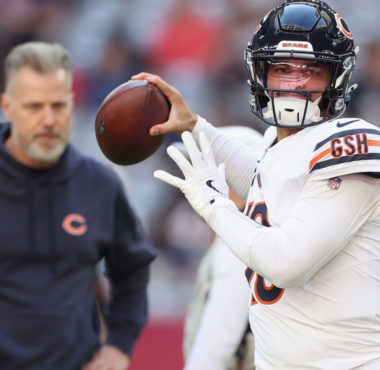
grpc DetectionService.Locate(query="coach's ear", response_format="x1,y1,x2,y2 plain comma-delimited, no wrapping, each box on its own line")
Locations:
1,93,12,121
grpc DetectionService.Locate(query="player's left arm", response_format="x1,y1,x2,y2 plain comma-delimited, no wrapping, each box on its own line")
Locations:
211,173,380,288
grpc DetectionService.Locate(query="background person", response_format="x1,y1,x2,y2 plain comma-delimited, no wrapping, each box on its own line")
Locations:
182,126,261,370
0,41,156,370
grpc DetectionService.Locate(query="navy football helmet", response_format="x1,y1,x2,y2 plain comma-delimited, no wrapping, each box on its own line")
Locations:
244,0,358,128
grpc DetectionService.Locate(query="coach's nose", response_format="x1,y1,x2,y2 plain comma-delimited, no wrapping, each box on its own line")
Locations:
41,105,56,127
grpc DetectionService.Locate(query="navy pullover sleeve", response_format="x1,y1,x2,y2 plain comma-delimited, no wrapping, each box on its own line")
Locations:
104,183,156,355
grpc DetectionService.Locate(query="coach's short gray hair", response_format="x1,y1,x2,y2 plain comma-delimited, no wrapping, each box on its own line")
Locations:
3,41,73,91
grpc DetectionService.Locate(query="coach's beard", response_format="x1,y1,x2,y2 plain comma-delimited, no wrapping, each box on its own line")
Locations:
27,139,67,164
17,131,69,165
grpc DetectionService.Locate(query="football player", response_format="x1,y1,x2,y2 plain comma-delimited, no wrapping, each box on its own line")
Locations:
132,0,380,368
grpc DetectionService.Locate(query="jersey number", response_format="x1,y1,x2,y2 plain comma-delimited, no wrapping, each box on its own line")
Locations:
245,201,284,305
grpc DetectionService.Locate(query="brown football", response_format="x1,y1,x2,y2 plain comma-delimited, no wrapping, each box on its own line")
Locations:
94,80,170,165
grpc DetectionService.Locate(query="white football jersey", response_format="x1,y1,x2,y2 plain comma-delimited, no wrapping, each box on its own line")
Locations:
243,118,380,369
183,237,252,370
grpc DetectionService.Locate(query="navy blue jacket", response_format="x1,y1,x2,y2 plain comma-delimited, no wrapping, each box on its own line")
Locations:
0,124,156,369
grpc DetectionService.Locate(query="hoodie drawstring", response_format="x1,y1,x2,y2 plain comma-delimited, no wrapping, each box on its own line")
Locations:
27,183,36,255
27,182,58,274
48,186,57,274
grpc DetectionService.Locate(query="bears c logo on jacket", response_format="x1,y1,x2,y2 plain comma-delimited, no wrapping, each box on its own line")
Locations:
62,213,87,236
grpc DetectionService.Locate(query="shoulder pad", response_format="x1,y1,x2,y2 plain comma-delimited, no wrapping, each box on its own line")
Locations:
308,119,380,179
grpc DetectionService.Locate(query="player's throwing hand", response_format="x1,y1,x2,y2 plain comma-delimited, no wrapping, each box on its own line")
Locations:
131,72,198,136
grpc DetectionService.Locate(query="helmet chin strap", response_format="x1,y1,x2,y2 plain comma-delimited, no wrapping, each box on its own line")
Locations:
263,96,322,127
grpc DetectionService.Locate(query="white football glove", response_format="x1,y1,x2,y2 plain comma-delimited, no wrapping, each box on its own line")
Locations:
154,131,236,223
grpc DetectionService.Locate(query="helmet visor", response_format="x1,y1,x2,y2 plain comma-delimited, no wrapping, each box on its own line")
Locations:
262,59,332,101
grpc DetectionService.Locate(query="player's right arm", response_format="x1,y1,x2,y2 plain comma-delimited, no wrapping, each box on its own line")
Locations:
212,173,380,288
132,72,260,200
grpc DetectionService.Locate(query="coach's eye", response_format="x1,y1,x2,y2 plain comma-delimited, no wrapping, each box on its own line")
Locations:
26,103,43,112
52,102,67,110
